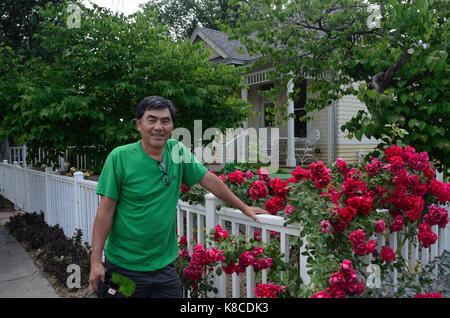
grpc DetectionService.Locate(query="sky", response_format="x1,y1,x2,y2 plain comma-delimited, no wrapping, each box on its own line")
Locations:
82,0,150,16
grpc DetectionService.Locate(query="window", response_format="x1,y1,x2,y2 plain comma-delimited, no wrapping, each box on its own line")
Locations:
293,79,307,138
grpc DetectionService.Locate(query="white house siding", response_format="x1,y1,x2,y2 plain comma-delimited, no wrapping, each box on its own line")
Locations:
336,95,380,165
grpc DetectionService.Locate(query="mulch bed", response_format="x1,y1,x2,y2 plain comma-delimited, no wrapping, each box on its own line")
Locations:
0,194,91,298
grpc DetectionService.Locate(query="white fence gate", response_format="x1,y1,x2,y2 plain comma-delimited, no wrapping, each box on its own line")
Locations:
0,160,449,297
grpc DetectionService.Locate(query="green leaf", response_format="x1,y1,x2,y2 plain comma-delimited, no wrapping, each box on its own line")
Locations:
399,94,408,104
366,89,377,99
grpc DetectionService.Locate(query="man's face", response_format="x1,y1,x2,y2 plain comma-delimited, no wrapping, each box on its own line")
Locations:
136,108,174,150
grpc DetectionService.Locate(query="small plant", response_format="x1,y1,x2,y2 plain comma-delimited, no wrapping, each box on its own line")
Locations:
111,273,136,297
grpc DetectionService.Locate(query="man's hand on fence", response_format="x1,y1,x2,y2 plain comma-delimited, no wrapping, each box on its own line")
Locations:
243,206,269,223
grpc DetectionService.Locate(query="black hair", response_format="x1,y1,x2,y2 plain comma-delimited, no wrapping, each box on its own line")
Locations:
136,96,177,123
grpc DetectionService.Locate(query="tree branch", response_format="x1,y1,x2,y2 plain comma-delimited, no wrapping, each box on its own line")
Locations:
370,48,415,93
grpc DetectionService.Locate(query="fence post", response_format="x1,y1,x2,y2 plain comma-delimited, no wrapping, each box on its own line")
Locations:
45,167,53,225
204,192,225,298
22,145,27,168
13,161,19,210
0,160,4,196
73,171,84,236
204,193,218,240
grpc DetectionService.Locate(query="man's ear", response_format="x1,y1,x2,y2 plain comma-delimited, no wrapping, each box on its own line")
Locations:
135,118,141,131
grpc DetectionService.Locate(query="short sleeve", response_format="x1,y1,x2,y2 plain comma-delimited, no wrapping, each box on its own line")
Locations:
96,150,122,202
177,142,208,187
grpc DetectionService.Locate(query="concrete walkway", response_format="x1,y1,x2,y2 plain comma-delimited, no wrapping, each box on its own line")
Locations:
0,223,59,298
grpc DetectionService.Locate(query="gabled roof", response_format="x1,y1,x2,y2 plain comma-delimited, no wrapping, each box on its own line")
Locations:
190,26,261,65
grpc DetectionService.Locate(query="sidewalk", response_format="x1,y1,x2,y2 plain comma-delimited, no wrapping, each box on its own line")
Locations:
0,216,60,298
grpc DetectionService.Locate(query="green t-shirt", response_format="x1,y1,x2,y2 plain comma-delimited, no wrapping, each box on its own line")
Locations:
96,139,208,271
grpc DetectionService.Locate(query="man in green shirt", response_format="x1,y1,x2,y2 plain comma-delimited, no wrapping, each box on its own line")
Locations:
88,96,267,297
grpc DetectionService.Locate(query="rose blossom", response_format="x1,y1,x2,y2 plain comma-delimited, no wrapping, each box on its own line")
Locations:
380,246,395,263
321,220,331,233
349,229,366,244
213,224,228,242
424,204,449,228
366,157,382,176
251,246,264,258
384,145,403,161
265,196,284,215
252,258,272,271
347,282,365,295
336,158,348,175
285,204,294,215
255,283,284,298
390,215,405,232
249,180,269,200
429,179,450,203
418,223,437,248
238,251,255,267
245,170,254,179
404,195,425,221
312,290,332,298
414,292,443,298
228,169,245,183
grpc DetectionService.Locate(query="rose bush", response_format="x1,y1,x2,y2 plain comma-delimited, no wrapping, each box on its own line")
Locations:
282,144,449,297
176,224,288,298
178,144,449,298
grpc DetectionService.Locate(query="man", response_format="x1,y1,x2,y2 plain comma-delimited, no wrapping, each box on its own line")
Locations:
88,95,267,298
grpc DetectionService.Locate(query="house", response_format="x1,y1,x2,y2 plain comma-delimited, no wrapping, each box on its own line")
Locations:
190,26,380,168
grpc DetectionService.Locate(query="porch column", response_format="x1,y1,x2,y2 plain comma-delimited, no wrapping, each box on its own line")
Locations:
327,104,333,164
286,78,296,167
240,88,248,162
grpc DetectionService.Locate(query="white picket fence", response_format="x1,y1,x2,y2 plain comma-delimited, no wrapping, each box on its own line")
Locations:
0,160,449,297
8,145,102,172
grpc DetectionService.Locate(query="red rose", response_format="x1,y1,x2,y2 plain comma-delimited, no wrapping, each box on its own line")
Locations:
384,145,403,161
265,196,284,215
358,196,373,215
228,169,244,183
314,175,331,189
390,215,405,232
336,158,348,175
412,184,428,196
380,246,395,263
418,222,437,248
404,196,424,221
375,220,386,233
339,207,356,223
347,196,361,209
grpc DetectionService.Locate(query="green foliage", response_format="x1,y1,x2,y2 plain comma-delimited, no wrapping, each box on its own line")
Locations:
179,185,208,205
141,0,244,40
0,1,250,167
227,0,449,172
0,0,68,61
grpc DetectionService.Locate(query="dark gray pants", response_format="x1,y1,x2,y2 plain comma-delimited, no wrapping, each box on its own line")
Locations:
105,258,183,298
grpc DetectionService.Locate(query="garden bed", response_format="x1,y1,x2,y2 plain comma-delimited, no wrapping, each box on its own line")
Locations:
1,196,91,298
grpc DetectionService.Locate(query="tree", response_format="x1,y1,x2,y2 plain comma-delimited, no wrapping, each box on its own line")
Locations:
141,0,243,40
0,0,68,61
0,2,250,168
225,0,449,171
